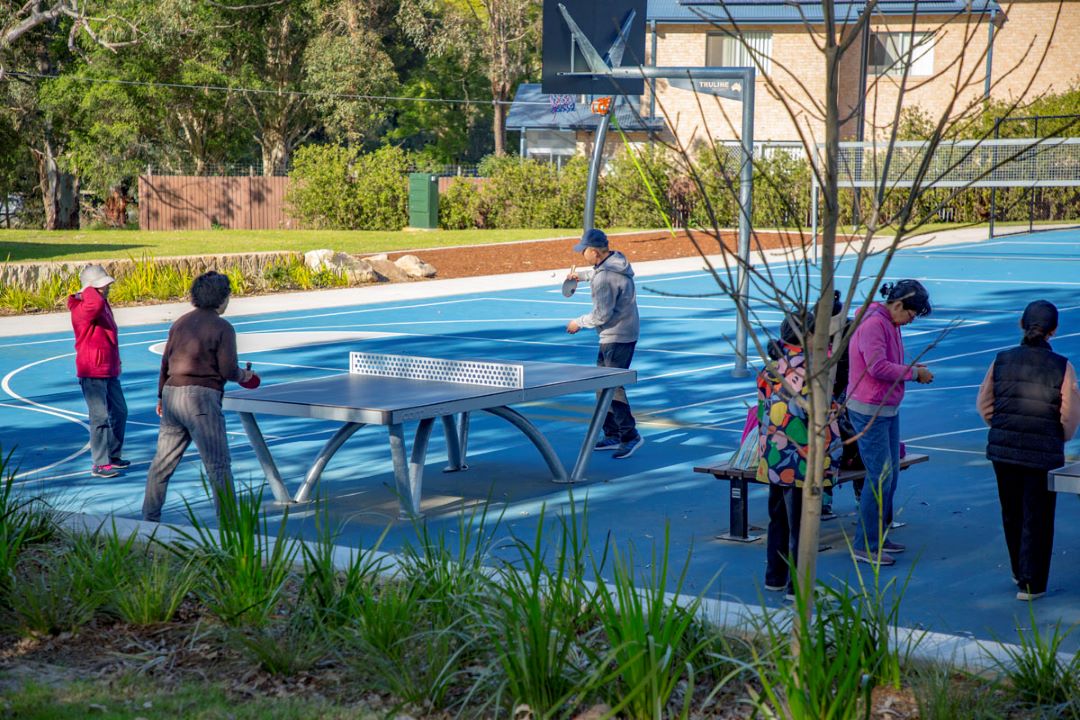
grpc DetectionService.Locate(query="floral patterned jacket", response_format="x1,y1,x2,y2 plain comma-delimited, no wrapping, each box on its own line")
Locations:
756,343,843,487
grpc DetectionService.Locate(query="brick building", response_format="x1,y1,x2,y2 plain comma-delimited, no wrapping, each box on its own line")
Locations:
510,0,1079,158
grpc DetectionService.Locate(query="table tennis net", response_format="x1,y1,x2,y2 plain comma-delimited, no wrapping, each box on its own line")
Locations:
349,352,525,389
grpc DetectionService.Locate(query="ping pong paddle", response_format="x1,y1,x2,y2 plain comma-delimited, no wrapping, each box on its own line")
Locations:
239,361,261,389
561,264,578,297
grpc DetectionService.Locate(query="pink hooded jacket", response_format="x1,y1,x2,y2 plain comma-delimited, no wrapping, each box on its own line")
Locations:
845,302,913,409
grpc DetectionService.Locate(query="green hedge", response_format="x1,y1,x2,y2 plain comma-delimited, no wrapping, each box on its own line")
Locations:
286,144,410,230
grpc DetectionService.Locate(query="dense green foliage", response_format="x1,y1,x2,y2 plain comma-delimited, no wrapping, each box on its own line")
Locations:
286,144,410,230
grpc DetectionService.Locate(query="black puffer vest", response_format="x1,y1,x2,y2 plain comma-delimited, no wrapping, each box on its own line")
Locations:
986,340,1068,470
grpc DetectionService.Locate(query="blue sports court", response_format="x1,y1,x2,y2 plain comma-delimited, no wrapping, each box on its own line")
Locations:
3,228,1080,649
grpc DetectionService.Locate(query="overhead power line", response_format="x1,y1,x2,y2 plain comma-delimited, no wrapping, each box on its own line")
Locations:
2,70,552,106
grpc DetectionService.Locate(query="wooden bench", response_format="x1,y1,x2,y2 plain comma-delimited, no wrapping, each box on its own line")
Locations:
693,453,929,542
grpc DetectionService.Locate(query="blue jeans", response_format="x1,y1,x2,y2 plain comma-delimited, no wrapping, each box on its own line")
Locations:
79,377,127,467
850,409,900,552
597,341,638,442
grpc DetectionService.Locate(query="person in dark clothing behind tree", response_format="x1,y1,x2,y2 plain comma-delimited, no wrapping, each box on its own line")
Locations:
142,271,260,522
977,300,1080,601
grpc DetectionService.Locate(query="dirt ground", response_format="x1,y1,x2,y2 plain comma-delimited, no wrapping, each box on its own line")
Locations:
386,229,808,279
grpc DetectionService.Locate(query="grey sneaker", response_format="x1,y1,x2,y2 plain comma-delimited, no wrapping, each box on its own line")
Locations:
1016,590,1046,601
882,539,906,554
91,464,120,479
852,548,896,566
612,435,644,459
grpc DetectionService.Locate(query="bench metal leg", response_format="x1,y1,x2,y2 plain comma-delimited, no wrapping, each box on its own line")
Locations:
569,387,616,484
388,419,435,519
293,422,366,503
482,406,569,483
717,478,762,543
237,412,292,504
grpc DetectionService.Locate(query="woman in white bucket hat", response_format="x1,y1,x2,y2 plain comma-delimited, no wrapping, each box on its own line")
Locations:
68,264,129,478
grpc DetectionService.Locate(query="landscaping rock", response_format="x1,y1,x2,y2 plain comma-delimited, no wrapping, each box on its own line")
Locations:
304,249,379,284
394,254,437,278
363,254,413,283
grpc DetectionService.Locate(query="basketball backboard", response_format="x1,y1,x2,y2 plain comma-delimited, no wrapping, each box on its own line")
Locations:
541,0,646,96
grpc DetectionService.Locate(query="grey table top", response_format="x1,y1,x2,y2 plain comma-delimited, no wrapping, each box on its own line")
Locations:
223,360,636,425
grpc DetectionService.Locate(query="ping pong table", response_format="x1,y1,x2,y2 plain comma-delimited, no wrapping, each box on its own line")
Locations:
223,352,636,517
1050,462,1080,495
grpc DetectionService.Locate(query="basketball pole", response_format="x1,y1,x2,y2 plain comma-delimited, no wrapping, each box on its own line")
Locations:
581,65,756,376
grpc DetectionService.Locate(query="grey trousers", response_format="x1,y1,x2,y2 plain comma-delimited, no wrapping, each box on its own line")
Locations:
142,384,234,522
79,377,127,467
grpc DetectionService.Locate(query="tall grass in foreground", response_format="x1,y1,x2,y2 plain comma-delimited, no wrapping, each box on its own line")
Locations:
988,607,1080,712
0,447,57,604
171,481,299,627
593,526,712,720
298,503,390,627
473,502,604,716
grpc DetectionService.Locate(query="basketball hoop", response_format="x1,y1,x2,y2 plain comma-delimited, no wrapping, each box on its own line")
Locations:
549,94,576,118
591,97,612,115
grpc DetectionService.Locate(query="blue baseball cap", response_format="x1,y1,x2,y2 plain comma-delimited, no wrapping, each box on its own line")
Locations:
573,228,609,253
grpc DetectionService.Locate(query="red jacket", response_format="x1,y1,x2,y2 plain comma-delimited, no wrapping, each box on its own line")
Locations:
68,287,121,378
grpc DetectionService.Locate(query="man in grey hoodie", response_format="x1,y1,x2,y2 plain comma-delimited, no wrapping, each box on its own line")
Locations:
566,228,643,459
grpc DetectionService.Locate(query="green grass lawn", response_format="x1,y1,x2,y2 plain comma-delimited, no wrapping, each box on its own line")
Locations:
0,228,598,263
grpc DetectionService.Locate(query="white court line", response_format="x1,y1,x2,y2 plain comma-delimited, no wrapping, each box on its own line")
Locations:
906,383,983,393
904,427,986,443
904,444,984,456
0,297,485,350
837,274,1080,287
640,389,758,416
640,362,734,381
930,330,1080,364
280,325,732,358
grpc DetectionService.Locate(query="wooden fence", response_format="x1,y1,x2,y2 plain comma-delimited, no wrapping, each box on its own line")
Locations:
138,175,293,231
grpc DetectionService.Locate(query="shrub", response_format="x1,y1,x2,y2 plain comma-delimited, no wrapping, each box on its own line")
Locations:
439,178,487,230
286,143,410,230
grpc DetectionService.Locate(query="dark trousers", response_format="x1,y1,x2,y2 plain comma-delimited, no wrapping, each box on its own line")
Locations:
993,461,1057,594
143,385,234,522
765,483,802,590
79,377,127,467
597,341,638,442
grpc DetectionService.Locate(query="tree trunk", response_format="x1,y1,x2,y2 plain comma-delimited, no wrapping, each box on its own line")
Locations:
260,127,290,176
794,2,843,634
492,95,507,156
35,138,79,230
103,186,128,227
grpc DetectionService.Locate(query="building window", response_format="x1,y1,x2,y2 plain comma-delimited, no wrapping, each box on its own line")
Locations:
705,31,772,74
869,31,935,76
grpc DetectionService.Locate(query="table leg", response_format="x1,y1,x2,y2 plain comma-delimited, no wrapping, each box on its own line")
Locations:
483,406,569,482
388,418,436,519
293,422,366,503
459,412,471,460
441,415,467,472
237,412,292,504
568,387,616,484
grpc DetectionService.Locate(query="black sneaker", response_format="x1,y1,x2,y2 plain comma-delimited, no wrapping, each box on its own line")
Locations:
612,435,644,459
91,464,120,479
109,458,132,469
594,437,622,451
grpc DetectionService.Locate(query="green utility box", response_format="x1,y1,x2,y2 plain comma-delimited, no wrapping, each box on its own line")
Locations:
408,173,439,229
